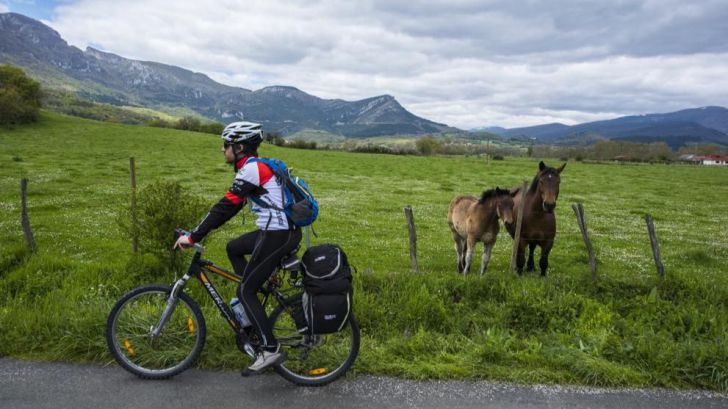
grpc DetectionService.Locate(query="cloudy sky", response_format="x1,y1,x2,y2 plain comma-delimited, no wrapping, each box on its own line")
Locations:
3,0,728,129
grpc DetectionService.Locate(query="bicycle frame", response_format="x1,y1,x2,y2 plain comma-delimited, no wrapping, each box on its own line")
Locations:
154,242,296,357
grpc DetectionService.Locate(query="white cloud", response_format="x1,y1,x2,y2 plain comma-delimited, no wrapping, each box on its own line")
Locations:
40,0,728,129
0,3,9,13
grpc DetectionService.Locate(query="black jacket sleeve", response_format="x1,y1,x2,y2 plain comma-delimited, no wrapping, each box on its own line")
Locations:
189,179,266,242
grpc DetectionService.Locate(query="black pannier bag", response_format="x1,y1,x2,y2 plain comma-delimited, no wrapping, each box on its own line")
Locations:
301,244,353,334
283,293,309,334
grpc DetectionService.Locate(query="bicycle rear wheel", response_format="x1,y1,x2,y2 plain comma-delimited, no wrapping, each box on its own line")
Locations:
106,284,206,379
269,295,360,386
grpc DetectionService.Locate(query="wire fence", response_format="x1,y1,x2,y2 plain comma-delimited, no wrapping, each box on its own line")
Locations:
420,199,728,277
14,162,728,280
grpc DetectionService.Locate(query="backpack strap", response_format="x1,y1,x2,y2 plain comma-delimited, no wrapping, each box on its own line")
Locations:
245,157,286,212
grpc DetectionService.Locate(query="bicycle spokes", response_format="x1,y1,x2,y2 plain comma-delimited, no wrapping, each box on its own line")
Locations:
108,288,204,376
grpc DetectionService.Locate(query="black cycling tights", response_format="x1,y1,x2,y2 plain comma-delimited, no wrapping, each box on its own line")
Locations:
227,228,302,350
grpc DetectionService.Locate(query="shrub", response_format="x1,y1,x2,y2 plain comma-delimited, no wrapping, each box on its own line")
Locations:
264,131,286,146
415,135,441,155
146,116,223,135
287,138,317,150
0,65,41,125
118,180,206,274
175,116,201,131
147,118,172,128
199,122,224,135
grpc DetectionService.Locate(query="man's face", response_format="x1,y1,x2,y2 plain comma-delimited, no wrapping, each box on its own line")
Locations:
222,143,236,163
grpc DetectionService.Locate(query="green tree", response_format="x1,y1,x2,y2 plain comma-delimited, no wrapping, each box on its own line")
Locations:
175,116,202,131
200,121,224,135
0,65,42,125
264,131,286,146
415,135,441,155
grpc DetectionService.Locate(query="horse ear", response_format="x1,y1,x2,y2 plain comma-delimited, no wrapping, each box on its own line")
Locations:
557,163,566,174
539,161,546,171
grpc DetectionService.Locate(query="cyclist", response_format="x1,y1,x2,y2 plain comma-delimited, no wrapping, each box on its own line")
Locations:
174,121,302,376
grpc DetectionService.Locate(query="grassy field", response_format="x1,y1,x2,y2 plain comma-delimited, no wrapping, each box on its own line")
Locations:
1,112,727,390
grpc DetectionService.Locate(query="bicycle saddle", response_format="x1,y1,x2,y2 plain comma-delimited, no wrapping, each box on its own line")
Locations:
279,245,302,271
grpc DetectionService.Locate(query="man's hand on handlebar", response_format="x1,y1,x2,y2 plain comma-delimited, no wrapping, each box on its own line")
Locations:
173,234,195,250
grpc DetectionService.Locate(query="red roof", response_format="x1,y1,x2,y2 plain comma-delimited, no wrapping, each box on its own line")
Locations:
696,154,728,161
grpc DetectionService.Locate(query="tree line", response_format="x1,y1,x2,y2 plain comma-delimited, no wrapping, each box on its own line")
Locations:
532,140,725,162
147,117,224,135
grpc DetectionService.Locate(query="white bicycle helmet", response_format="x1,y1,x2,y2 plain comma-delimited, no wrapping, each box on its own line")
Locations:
221,121,263,145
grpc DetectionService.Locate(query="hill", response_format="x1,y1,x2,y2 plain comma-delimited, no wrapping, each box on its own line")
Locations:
0,12,453,137
497,123,571,140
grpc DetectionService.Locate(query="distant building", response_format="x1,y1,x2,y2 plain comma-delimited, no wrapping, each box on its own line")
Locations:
699,154,728,166
680,154,728,166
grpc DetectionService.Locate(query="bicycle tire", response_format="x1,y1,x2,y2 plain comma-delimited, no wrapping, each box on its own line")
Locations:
269,296,360,386
106,284,206,379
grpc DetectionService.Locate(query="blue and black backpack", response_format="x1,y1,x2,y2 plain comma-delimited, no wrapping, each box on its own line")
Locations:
247,158,319,227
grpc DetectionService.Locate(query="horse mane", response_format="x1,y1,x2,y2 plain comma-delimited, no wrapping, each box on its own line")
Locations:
478,188,507,203
528,174,540,193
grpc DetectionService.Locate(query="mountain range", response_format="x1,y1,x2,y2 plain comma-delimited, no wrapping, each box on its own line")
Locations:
483,107,728,148
0,12,452,137
2,12,726,146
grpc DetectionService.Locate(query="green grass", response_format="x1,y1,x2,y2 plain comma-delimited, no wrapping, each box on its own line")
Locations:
1,111,727,390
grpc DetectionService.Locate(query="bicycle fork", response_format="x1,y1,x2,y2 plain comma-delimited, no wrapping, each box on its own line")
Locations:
150,274,191,339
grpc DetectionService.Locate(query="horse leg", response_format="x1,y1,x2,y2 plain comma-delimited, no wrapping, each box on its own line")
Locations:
452,233,465,273
526,242,537,272
516,240,527,275
539,241,554,277
463,236,476,275
479,241,493,275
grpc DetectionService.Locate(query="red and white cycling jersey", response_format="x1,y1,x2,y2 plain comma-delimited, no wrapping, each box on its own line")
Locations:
234,157,289,230
190,155,291,243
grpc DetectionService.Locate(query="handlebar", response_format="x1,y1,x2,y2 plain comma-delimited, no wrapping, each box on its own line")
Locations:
174,228,205,252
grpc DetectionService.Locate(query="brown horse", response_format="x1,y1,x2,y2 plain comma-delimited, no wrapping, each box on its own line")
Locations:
506,161,566,276
448,187,516,275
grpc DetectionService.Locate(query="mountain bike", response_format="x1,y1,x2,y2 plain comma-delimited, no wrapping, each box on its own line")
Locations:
105,229,360,386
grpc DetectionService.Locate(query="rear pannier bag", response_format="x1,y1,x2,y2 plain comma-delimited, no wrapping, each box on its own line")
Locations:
301,244,353,334
302,292,351,334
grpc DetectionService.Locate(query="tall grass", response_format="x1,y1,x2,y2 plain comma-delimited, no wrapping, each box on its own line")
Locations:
1,112,727,390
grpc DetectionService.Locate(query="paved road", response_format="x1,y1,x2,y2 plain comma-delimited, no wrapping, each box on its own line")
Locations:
1,357,726,409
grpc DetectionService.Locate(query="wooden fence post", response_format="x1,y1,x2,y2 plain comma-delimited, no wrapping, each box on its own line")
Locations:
130,157,139,253
20,178,36,252
510,181,528,273
645,214,665,279
404,205,418,273
572,203,597,280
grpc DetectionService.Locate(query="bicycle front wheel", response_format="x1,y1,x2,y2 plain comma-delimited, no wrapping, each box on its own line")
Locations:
270,296,360,386
106,284,206,379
